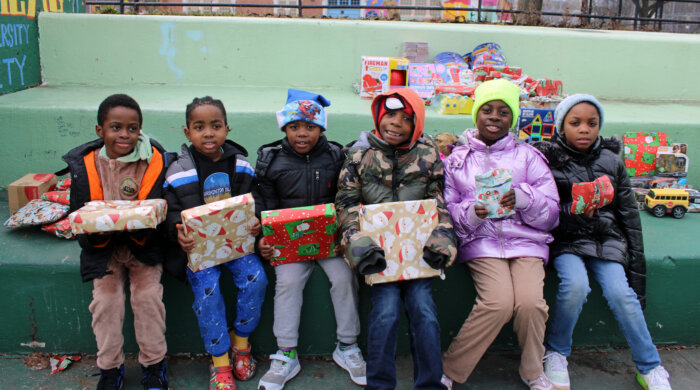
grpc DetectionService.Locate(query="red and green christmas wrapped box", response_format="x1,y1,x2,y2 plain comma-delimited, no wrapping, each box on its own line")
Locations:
623,132,670,177
261,203,338,266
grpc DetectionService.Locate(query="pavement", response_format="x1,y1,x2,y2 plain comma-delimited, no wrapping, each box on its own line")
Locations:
1,346,698,390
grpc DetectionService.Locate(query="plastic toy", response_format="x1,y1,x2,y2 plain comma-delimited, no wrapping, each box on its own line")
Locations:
644,188,689,218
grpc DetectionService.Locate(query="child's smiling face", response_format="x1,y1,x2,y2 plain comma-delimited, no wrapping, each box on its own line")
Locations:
95,106,141,159
184,104,230,161
475,100,512,146
562,102,600,153
284,120,321,154
378,110,414,146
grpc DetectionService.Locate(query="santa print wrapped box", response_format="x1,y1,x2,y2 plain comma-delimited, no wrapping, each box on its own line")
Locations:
359,199,441,285
69,199,167,234
181,193,256,272
261,204,338,266
623,131,669,177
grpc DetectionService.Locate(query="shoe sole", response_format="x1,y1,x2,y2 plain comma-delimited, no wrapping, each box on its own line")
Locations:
258,363,301,390
332,350,367,386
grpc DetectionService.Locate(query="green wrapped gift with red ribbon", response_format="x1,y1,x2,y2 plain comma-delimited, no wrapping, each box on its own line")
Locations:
261,203,338,266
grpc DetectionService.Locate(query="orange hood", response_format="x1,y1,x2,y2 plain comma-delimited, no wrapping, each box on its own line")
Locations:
371,88,425,149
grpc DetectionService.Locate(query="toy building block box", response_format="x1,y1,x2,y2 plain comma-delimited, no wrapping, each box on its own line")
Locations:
181,193,256,272
261,203,338,266
623,132,669,177
359,199,441,285
518,108,556,143
361,56,410,99
8,173,57,214
69,199,167,234
408,63,444,100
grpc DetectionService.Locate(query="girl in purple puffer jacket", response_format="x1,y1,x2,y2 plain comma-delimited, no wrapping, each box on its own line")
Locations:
440,79,560,390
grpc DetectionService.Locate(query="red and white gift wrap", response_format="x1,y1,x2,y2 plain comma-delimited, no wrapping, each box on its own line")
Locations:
181,193,256,272
68,199,166,234
359,199,441,285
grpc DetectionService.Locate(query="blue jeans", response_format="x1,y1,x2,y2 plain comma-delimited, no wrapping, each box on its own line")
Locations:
186,253,268,357
366,278,446,390
544,253,660,374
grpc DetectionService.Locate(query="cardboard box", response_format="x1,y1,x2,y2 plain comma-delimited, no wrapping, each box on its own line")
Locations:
182,193,256,272
8,173,57,214
518,108,556,143
361,56,410,99
261,203,338,266
359,199,441,285
69,199,166,234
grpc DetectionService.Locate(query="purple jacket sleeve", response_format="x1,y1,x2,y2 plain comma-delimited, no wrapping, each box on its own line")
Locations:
512,148,560,231
444,155,483,237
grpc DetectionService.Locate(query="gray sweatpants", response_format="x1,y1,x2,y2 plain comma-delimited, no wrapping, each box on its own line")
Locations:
273,256,361,348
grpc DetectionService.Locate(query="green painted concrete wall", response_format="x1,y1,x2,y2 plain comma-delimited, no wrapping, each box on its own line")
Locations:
38,13,700,102
0,2,83,95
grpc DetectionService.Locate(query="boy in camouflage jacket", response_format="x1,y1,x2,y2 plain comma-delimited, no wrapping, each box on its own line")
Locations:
335,88,457,390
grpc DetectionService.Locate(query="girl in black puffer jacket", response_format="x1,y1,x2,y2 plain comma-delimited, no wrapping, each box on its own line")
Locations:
534,94,672,390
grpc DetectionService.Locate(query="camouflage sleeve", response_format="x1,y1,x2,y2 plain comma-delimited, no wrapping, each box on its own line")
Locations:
423,142,458,268
335,148,378,270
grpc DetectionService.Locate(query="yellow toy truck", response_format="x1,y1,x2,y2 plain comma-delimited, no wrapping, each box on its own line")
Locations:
644,188,689,218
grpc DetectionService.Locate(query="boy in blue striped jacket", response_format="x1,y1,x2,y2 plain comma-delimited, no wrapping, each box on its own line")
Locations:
164,96,268,390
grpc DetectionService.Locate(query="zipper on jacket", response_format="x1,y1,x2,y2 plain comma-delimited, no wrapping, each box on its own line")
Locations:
306,155,311,205
392,150,399,201
315,169,320,202
498,220,505,258
484,145,491,171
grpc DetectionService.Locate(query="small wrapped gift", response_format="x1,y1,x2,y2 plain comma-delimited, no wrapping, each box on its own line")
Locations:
182,193,256,272
68,199,166,234
359,199,441,285
261,203,338,266
571,175,615,215
475,168,515,219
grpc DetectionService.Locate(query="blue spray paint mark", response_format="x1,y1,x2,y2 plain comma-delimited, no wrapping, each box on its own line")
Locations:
159,22,184,80
186,30,202,41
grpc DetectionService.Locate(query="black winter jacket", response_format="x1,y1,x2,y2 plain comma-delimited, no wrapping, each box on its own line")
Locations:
62,138,168,282
534,135,646,307
255,135,344,212
163,140,257,281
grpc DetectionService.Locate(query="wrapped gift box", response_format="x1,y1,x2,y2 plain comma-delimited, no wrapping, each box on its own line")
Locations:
69,199,166,234
473,65,523,82
475,168,515,219
623,132,670,177
359,199,441,285
534,78,563,96
182,193,256,272
261,203,338,266
571,175,614,215
8,173,57,214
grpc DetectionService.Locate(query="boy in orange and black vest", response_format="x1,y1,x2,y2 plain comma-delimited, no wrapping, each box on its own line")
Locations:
62,94,169,390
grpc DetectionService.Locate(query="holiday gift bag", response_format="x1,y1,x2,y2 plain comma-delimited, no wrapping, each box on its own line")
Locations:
359,199,441,285
571,175,615,215
475,168,515,219
623,132,669,177
68,199,166,234
261,203,338,266
181,193,256,272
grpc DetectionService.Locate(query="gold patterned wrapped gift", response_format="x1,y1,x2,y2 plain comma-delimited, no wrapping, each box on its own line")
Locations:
181,193,256,272
359,199,442,285
68,199,167,234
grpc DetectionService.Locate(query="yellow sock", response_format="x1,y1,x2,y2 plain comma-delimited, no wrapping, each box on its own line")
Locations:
232,334,249,350
212,353,230,368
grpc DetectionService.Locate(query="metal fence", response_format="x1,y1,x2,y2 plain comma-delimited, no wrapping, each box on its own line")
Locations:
85,0,700,32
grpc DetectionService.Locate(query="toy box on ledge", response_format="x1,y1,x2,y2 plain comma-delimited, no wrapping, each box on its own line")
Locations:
8,173,57,214
181,193,256,272
623,132,670,177
69,199,167,234
518,108,556,143
261,203,338,266
361,56,409,99
359,199,441,285
408,63,444,100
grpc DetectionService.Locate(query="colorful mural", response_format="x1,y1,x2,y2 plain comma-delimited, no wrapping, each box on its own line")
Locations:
0,0,83,95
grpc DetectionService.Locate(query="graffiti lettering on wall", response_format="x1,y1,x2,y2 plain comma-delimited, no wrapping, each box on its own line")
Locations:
0,0,82,95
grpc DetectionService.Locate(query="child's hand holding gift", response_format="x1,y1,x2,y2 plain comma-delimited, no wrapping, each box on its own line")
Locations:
258,237,274,260
176,223,196,253
249,217,261,237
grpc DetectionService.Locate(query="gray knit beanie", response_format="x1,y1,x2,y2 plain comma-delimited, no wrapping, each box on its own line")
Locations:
554,94,605,135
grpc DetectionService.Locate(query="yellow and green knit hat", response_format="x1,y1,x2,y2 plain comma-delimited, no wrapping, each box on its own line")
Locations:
471,79,521,129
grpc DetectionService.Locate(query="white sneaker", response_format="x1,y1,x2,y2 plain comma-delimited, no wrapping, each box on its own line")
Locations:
441,374,454,390
543,351,570,390
332,343,367,386
637,366,672,390
521,372,556,390
257,350,301,390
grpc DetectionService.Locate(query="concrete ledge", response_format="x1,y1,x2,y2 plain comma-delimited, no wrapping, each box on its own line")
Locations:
1,189,698,355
